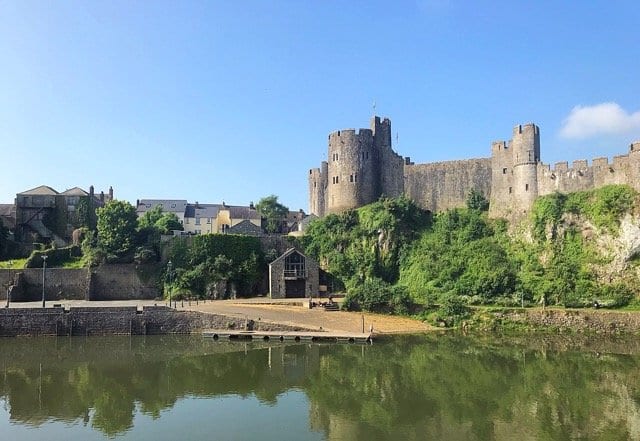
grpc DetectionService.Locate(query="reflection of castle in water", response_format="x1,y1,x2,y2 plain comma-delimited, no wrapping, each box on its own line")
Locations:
2,336,640,440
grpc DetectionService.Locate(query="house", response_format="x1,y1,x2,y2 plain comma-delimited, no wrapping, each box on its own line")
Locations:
268,248,319,298
136,199,188,225
15,185,113,245
182,203,219,235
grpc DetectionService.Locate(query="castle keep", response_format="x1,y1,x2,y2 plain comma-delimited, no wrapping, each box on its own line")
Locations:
309,116,640,218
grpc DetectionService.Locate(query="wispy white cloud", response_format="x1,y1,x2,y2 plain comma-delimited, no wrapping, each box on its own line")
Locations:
560,102,640,139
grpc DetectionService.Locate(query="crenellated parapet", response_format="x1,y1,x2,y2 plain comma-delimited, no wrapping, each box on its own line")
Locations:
310,116,640,220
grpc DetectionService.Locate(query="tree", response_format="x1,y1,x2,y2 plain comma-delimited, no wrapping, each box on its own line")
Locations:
0,222,9,259
138,206,183,235
155,212,183,234
466,189,489,211
97,200,138,256
256,195,289,234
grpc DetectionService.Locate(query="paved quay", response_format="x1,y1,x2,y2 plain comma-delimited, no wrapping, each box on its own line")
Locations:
5,298,433,335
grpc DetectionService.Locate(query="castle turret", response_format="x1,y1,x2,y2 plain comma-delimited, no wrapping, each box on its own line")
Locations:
511,123,540,214
489,140,513,218
373,116,404,198
309,161,328,216
326,127,377,214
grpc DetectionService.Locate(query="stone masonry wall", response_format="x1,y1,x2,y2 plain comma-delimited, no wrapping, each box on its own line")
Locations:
0,306,312,336
0,268,89,301
404,158,492,213
0,265,159,302
89,264,159,300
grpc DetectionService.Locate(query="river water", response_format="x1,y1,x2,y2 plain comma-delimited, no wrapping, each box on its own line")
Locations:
1,334,639,440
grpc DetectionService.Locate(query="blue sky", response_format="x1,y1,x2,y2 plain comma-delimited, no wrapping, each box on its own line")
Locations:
1,0,639,211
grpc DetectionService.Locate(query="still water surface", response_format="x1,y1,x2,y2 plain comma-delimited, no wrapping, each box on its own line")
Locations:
1,334,639,440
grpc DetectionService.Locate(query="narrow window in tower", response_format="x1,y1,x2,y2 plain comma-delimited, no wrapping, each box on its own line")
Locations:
336,176,339,184
503,168,507,174
525,184,529,191
336,153,339,161
350,174,353,183
509,187,512,194
354,174,358,182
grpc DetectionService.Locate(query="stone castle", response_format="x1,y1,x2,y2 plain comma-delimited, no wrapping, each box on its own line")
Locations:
309,116,640,219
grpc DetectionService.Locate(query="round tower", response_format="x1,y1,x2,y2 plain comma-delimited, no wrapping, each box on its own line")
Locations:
511,123,540,214
326,128,377,214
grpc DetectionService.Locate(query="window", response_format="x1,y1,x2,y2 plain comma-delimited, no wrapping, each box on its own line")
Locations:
502,168,507,174
284,252,306,278
354,174,358,182
509,187,512,194
207,218,211,224
525,184,529,191
350,174,354,182
185,218,190,224
195,217,200,225
336,176,339,184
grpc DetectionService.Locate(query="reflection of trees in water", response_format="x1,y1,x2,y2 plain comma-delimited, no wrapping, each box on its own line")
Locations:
306,335,640,440
1,335,640,439
0,337,315,436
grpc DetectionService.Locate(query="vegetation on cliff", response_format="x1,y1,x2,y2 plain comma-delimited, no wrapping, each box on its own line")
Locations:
301,186,640,319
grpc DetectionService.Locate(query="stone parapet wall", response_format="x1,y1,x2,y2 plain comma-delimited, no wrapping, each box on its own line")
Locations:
0,306,311,337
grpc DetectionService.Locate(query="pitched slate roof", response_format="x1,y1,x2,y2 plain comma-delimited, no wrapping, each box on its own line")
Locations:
61,187,89,196
227,219,264,236
227,205,261,220
137,199,188,215
18,185,59,196
299,214,319,229
184,203,219,218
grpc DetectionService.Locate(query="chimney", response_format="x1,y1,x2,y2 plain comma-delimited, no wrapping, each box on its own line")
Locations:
108,186,113,200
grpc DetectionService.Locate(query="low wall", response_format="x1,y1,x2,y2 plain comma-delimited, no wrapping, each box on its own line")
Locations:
0,306,310,337
0,268,89,301
495,309,640,334
0,264,160,302
89,264,159,300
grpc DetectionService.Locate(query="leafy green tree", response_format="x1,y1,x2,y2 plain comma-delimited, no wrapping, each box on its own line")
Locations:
256,195,289,234
0,222,9,258
138,205,165,230
466,188,489,211
76,196,98,230
96,200,138,256
155,212,182,234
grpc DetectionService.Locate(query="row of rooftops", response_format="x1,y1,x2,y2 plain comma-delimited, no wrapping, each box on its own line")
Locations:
135,199,262,221
16,184,114,199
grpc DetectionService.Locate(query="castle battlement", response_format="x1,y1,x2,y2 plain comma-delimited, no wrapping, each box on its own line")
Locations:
310,116,640,219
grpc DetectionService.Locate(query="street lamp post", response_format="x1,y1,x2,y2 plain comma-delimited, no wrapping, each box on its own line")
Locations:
41,255,48,308
167,260,173,309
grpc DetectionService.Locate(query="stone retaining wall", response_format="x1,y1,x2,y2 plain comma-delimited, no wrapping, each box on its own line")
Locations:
497,309,640,334
0,307,310,337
